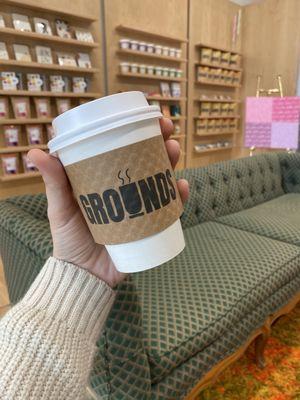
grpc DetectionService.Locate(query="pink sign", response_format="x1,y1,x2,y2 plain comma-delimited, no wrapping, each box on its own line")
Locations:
245,97,300,149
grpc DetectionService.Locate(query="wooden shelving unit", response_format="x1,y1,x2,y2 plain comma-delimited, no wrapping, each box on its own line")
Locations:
0,144,48,154
114,25,188,169
0,0,103,196
116,24,188,44
194,146,233,155
195,80,241,88
0,59,99,74
146,96,186,101
186,39,242,168
0,172,41,182
0,27,98,48
118,72,186,82
0,118,53,125
117,49,187,63
0,90,100,98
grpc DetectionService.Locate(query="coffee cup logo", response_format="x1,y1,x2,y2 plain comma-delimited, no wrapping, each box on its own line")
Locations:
79,168,177,225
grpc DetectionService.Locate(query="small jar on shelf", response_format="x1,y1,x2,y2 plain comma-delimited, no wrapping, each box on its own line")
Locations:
155,66,163,76
139,42,147,52
162,46,169,56
130,40,139,51
119,38,130,49
175,48,182,58
155,45,163,55
120,62,130,73
131,63,139,74
147,65,154,75
162,67,169,77
200,48,212,63
147,43,155,53
139,64,147,74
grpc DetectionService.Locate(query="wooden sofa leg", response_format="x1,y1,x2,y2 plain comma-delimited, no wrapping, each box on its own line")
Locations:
254,324,270,369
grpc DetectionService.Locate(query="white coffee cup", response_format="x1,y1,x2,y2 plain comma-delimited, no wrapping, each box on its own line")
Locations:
48,91,185,273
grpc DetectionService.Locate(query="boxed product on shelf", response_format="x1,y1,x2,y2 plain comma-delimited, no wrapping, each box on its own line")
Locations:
57,52,77,66
147,65,154,74
0,97,9,119
228,103,236,115
155,45,162,55
4,125,20,146
75,28,94,43
22,153,37,172
119,38,130,49
46,124,55,140
1,72,22,90
0,42,9,60
175,48,182,58
230,53,241,67
34,97,51,117
162,67,170,77
11,97,31,119
119,62,130,73
221,52,230,66
229,119,238,131
1,154,19,175
196,119,207,135
200,48,212,63
77,53,92,68
27,74,44,91
139,42,147,52
200,102,211,116
211,50,221,64
207,119,215,133
139,64,146,74
72,77,87,93
56,98,71,114
147,43,155,53
0,15,5,28
50,75,65,92
33,17,52,35
26,124,43,145
221,103,229,115
169,48,176,57
12,13,32,32
170,105,181,116
130,40,138,51
160,82,171,97
155,66,163,76
211,102,221,115
197,66,208,81
215,119,222,133
162,47,169,56
221,118,229,133
170,82,181,97
131,63,138,73
56,19,72,39
36,46,53,64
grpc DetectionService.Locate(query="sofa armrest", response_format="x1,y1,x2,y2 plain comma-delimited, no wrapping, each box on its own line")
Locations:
91,277,151,399
279,152,300,193
0,199,52,303
4,193,48,220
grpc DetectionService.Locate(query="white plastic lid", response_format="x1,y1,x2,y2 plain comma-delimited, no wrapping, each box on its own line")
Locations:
49,91,161,153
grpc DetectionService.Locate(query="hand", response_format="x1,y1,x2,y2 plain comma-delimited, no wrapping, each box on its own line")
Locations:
28,118,189,288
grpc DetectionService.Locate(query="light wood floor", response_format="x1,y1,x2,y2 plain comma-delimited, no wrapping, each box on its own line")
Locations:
0,257,10,317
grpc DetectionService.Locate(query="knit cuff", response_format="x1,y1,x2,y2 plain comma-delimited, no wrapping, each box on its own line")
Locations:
22,257,116,341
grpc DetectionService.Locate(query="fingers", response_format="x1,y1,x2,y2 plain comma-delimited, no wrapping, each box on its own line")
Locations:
165,139,180,169
28,149,76,220
159,117,174,140
177,179,189,204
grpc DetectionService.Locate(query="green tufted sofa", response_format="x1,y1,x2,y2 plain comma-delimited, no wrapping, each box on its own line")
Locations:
1,151,300,399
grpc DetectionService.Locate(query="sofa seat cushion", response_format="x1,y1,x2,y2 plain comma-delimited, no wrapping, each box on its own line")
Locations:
217,193,300,246
132,222,300,383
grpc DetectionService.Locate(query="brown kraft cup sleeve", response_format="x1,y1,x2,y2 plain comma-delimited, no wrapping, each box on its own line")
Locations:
65,134,183,245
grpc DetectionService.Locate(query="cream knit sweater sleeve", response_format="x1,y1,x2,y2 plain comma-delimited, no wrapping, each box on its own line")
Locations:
0,257,116,399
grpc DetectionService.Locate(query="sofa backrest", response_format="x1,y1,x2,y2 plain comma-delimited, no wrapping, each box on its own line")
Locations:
278,152,300,193
176,152,284,229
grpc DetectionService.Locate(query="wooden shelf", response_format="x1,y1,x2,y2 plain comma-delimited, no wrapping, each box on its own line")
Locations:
194,146,233,155
0,171,41,182
0,60,98,74
168,116,186,121
171,134,186,139
194,98,239,103
196,42,241,55
194,132,235,138
195,115,240,119
0,27,98,48
195,61,242,72
116,25,188,44
0,145,48,154
195,80,241,88
0,90,100,98
0,0,96,22
118,72,186,82
146,96,186,101
117,49,187,63
0,118,53,125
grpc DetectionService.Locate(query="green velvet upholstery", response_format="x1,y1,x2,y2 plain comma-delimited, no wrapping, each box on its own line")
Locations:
217,193,300,246
0,151,300,400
